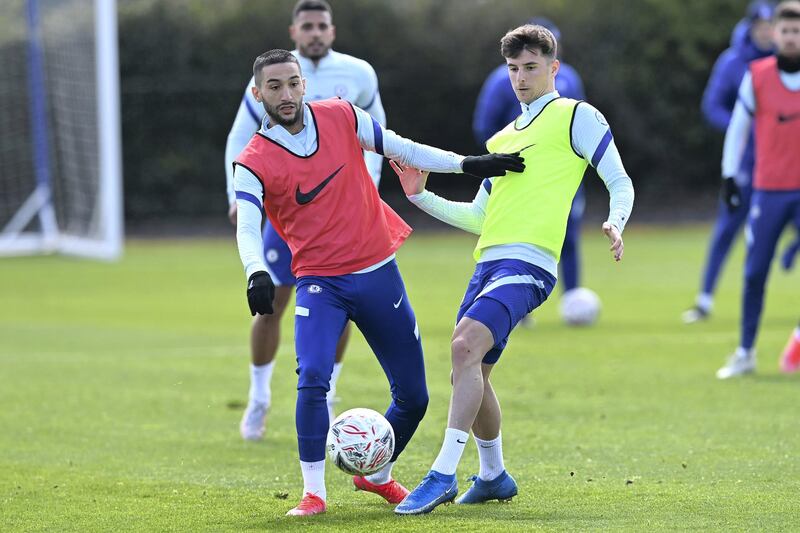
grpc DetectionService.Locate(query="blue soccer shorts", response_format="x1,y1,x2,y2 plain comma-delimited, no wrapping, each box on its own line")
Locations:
456,258,556,365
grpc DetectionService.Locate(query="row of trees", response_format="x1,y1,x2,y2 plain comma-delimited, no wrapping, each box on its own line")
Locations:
119,0,750,223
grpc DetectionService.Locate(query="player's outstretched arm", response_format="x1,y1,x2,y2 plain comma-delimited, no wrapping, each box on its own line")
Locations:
461,152,525,178
351,104,524,177
390,159,488,235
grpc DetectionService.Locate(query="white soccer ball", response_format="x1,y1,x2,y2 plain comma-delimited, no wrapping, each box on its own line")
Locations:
559,287,601,326
326,408,395,476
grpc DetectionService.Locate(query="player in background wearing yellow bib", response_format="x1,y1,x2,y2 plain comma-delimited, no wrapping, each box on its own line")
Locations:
393,24,634,515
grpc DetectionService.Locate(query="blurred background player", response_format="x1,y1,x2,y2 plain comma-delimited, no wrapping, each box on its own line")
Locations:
473,16,589,322
780,320,800,372
716,0,800,379
682,1,775,324
224,0,386,440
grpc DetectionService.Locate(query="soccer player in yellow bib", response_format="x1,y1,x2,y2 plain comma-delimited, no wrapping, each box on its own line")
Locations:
393,24,635,514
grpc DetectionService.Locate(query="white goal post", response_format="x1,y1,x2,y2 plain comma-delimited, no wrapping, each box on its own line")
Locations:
0,0,123,260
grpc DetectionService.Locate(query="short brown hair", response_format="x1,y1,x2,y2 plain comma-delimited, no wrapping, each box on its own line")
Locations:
775,0,800,20
500,24,558,60
253,49,301,85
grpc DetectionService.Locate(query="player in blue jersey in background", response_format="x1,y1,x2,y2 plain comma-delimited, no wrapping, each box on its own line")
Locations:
473,17,588,316
224,0,387,441
682,1,775,324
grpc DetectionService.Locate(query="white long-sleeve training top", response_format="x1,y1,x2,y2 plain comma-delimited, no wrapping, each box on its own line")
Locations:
722,68,800,180
224,49,387,204
408,90,634,278
233,103,466,278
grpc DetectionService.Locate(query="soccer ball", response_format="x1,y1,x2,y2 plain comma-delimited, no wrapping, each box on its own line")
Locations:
559,287,601,326
326,408,395,476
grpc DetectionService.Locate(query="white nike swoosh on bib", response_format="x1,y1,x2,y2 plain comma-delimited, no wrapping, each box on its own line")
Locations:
393,295,403,308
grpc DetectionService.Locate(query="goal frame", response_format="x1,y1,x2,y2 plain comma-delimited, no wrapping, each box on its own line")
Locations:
0,0,123,261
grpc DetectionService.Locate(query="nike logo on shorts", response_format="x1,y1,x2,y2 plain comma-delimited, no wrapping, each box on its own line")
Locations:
456,439,466,444
393,294,404,308
295,164,345,205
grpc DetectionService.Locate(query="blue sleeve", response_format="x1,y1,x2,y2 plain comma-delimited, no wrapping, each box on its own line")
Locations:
701,49,740,132
556,63,586,100
473,66,517,146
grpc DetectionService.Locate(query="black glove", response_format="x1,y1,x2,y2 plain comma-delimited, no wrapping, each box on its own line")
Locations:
247,271,275,316
462,152,525,178
721,177,742,211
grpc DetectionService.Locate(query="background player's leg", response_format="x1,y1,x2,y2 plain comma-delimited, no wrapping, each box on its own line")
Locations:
559,185,585,292
240,286,292,439
293,276,350,506
240,220,296,441
685,186,752,323
718,191,791,379
250,286,292,366
780,197,800,271
740,193,790,352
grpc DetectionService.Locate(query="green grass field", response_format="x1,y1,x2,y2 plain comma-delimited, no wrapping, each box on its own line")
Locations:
1,226,798,532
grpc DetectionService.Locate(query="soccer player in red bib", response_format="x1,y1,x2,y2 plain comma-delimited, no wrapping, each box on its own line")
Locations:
716,1,800,379
233,49,525,515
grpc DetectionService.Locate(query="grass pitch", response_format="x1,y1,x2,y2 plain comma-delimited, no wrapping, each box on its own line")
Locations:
1,226,798,531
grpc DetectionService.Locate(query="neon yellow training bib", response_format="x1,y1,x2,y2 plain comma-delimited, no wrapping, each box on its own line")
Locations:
475,97,588,262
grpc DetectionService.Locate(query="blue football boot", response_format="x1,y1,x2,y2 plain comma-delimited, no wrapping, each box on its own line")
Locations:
455,470,518,504
394,470,458,515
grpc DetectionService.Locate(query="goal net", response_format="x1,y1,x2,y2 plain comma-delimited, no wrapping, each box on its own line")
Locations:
0,0,122,260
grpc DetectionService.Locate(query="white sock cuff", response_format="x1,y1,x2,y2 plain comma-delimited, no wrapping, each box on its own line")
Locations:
446,427,469,443
430,428,469,476
251,361,275,376
365,460,395,485
736,346,755,359
249,362,275,405
473,431,501,446
696,293,713,311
